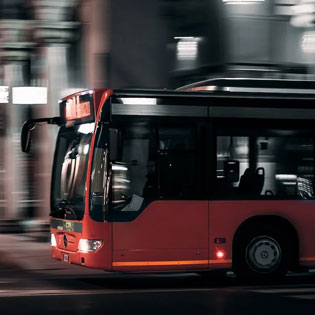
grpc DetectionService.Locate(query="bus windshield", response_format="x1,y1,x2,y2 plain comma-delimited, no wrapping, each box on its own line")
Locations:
51,123,94,220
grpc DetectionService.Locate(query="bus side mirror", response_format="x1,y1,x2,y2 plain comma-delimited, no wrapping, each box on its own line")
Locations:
21,117,61,153
109,128,121,161
21,121,35,153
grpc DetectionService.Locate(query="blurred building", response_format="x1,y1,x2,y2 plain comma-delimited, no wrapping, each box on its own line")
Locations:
0,0,314,223
0,0,80,223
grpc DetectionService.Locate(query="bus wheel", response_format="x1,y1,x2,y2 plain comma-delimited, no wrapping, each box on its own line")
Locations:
235,231,288,279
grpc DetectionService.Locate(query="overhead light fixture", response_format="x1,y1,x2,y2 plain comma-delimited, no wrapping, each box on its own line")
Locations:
222,0,264,3
12,87,47,105
120,98,157,105
78,123,95,135
301,32,315,53
175,37,201,61
0,86,9,104
291,1,315,28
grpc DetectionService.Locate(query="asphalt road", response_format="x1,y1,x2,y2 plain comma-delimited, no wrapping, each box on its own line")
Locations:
1,234,315,314
1,271,315,314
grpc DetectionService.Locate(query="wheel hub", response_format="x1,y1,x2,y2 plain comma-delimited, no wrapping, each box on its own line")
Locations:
246,236,282,272
261,250,268,259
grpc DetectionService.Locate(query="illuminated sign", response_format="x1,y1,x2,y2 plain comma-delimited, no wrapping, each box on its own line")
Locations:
65,95,92,121
222,0,264,3
0,86,9,104
12,87,47,104
301,32,315,53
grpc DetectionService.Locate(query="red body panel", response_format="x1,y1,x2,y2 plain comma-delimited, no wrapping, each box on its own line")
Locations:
209,200,315,268
51,216,112,270
112,201,209,272
51,199,315,271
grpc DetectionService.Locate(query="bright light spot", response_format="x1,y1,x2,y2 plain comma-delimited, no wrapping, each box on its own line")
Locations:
0,86,9,104
112,164,128,171
301,32,315,53
83,144,90,155
282,182,297,186
78,239,89,253
78,123,95,134
292,3,315,16
50,234,57,247
189,85,218,92
236,145,249,155
120,98,157,105
78,239,103,253
216,250,225,259
174,36,195,40
176,37,200,61
275,174,297,181
12,87,47,104
223,0,264,3
112,185,129,189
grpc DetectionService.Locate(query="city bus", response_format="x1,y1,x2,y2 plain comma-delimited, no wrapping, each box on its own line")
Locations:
21,79,315,279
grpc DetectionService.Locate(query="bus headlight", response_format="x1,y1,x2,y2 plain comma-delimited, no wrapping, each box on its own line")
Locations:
51,234,57,247
78,239,103,253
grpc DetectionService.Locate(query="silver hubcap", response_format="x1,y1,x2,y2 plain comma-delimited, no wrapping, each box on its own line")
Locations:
246,236,282,273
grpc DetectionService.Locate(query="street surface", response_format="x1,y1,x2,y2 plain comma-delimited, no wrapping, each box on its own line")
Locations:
1,234,315,314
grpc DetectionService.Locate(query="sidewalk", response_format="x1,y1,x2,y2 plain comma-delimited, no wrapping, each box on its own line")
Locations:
0,233,104,277
0,219,50,240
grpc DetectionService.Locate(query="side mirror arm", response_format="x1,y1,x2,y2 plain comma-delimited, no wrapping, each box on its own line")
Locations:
21,117,61,153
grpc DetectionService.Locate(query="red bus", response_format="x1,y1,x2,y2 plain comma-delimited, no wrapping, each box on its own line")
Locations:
21,80,315,279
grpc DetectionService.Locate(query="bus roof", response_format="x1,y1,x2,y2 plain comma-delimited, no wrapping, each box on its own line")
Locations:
59,79,315,123
176,77,315,96
112,89,315,101
110,80,315,121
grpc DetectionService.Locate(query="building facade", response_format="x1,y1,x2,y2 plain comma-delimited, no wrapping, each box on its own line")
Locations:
0,0,313,223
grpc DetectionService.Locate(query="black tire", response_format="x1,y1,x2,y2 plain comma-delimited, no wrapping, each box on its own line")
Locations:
233,229,289,280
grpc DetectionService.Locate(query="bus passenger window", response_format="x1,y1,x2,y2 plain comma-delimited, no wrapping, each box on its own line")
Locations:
216,133,315,200
111,126,157,213
216,136,249,198
142,159,158,199
159,128,196,199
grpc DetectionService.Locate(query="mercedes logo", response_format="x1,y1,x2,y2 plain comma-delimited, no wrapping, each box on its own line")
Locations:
63,234,67,248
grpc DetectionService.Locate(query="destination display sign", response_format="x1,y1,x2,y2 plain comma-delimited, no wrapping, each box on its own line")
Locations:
65,95,91,120
60,92,95,125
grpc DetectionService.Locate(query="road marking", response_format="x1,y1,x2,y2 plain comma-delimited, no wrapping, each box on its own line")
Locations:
290,295,315,300
0,287,217,297
251,286,315,301
253,288,315,294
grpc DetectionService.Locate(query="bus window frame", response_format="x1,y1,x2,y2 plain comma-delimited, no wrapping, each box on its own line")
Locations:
101,115,209,222
213,118,315,201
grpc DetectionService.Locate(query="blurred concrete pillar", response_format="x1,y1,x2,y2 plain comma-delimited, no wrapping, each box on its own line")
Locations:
31,0,80,219
160,0,225,87
291,0,315,76
78,0,111,88
0,19,34,219
110,0,169,88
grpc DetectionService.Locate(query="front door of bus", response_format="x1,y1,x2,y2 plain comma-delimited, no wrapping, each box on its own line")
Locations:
111,123,209,272
112,201,209,272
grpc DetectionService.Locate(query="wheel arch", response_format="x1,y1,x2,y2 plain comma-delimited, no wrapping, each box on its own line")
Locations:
232,215,299,271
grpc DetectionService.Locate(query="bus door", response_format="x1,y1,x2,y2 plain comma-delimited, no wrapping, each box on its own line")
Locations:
110,122,209,272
